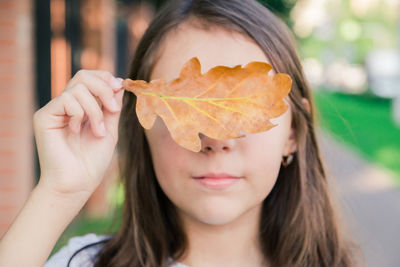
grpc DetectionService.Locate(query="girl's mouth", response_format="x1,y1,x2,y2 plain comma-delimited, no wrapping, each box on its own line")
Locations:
192,173,242,189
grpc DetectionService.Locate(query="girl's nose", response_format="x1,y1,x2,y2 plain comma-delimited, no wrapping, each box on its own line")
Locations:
199,133,236,153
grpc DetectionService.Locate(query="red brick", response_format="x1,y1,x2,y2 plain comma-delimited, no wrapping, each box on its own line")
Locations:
0,2,16,9
0,0,34,238
0,19,15,28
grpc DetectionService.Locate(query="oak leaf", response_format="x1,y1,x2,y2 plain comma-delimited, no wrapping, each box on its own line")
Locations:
123,57,292,152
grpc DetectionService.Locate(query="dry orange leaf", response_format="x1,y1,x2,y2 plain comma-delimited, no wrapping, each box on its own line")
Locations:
123,57,292,152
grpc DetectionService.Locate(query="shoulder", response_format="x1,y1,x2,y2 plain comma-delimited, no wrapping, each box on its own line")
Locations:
45,233,112,267
166,257,190,267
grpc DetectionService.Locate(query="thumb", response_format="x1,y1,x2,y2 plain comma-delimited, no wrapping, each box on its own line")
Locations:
103,89,124,141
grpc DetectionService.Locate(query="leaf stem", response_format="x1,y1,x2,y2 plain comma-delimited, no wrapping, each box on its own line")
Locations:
135,90,250,101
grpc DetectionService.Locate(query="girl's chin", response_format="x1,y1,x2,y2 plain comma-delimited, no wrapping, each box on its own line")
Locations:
187,208,245,226
197,217,239,226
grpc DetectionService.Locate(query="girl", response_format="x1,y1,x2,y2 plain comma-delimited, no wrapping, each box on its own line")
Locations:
0,0,364,266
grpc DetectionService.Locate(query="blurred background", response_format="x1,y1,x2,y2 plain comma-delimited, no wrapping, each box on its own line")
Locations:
0,0,399,265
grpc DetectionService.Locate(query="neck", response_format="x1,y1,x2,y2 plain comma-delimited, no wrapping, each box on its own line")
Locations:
176,204,270,267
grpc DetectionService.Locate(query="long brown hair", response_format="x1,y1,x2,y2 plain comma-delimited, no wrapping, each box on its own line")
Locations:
72,0,364,266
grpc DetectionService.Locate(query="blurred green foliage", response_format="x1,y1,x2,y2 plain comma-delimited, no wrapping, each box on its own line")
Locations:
50,205,122,257
297,0,398,65
258,0,297,25
314,90,400,185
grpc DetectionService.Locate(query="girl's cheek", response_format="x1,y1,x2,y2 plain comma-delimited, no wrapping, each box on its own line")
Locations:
152,131,189,167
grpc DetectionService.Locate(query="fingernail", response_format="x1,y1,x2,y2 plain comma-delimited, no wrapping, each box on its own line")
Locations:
110,76,122,89
75,122,81,133
99,121,106,136
111,97,121,111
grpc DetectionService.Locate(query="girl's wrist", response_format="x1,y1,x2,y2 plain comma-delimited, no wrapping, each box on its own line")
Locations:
0,178,91,266
35,178,92,209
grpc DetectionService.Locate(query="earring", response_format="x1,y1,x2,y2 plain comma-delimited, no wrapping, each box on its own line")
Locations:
281,153,294,167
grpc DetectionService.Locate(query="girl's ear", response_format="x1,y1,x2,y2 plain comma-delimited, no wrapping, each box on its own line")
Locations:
302,97,311,114
282,98,310,156
283,126,297,157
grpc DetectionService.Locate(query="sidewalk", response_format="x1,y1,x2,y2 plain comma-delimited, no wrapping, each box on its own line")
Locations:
317,129,400,267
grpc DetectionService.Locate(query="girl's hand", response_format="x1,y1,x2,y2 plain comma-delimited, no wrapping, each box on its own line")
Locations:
33,70,124,200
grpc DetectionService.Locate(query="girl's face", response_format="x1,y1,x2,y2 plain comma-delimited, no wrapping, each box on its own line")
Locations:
144,21,297,226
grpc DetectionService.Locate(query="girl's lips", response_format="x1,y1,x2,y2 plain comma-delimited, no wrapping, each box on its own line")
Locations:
192,173,242,189
192,172,241,179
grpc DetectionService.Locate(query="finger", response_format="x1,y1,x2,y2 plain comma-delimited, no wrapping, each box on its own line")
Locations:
86,70,123,92
114,78,124,93
103,89,124,141
34,91,84,133
69,83,106,138
71,70,121,113
61,92,85,134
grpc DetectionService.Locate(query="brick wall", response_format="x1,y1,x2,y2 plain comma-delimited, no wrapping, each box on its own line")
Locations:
78,0,118,218
0,0,34,238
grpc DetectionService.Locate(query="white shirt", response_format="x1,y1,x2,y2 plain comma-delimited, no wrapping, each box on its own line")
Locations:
45,233,189,267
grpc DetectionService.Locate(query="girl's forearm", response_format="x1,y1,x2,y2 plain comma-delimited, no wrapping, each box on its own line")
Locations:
0,180,90,267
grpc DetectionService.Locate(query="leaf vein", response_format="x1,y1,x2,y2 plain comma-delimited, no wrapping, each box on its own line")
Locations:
209,100,250,119
193,73,225,99
161,98,180,123
183,99,230,132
